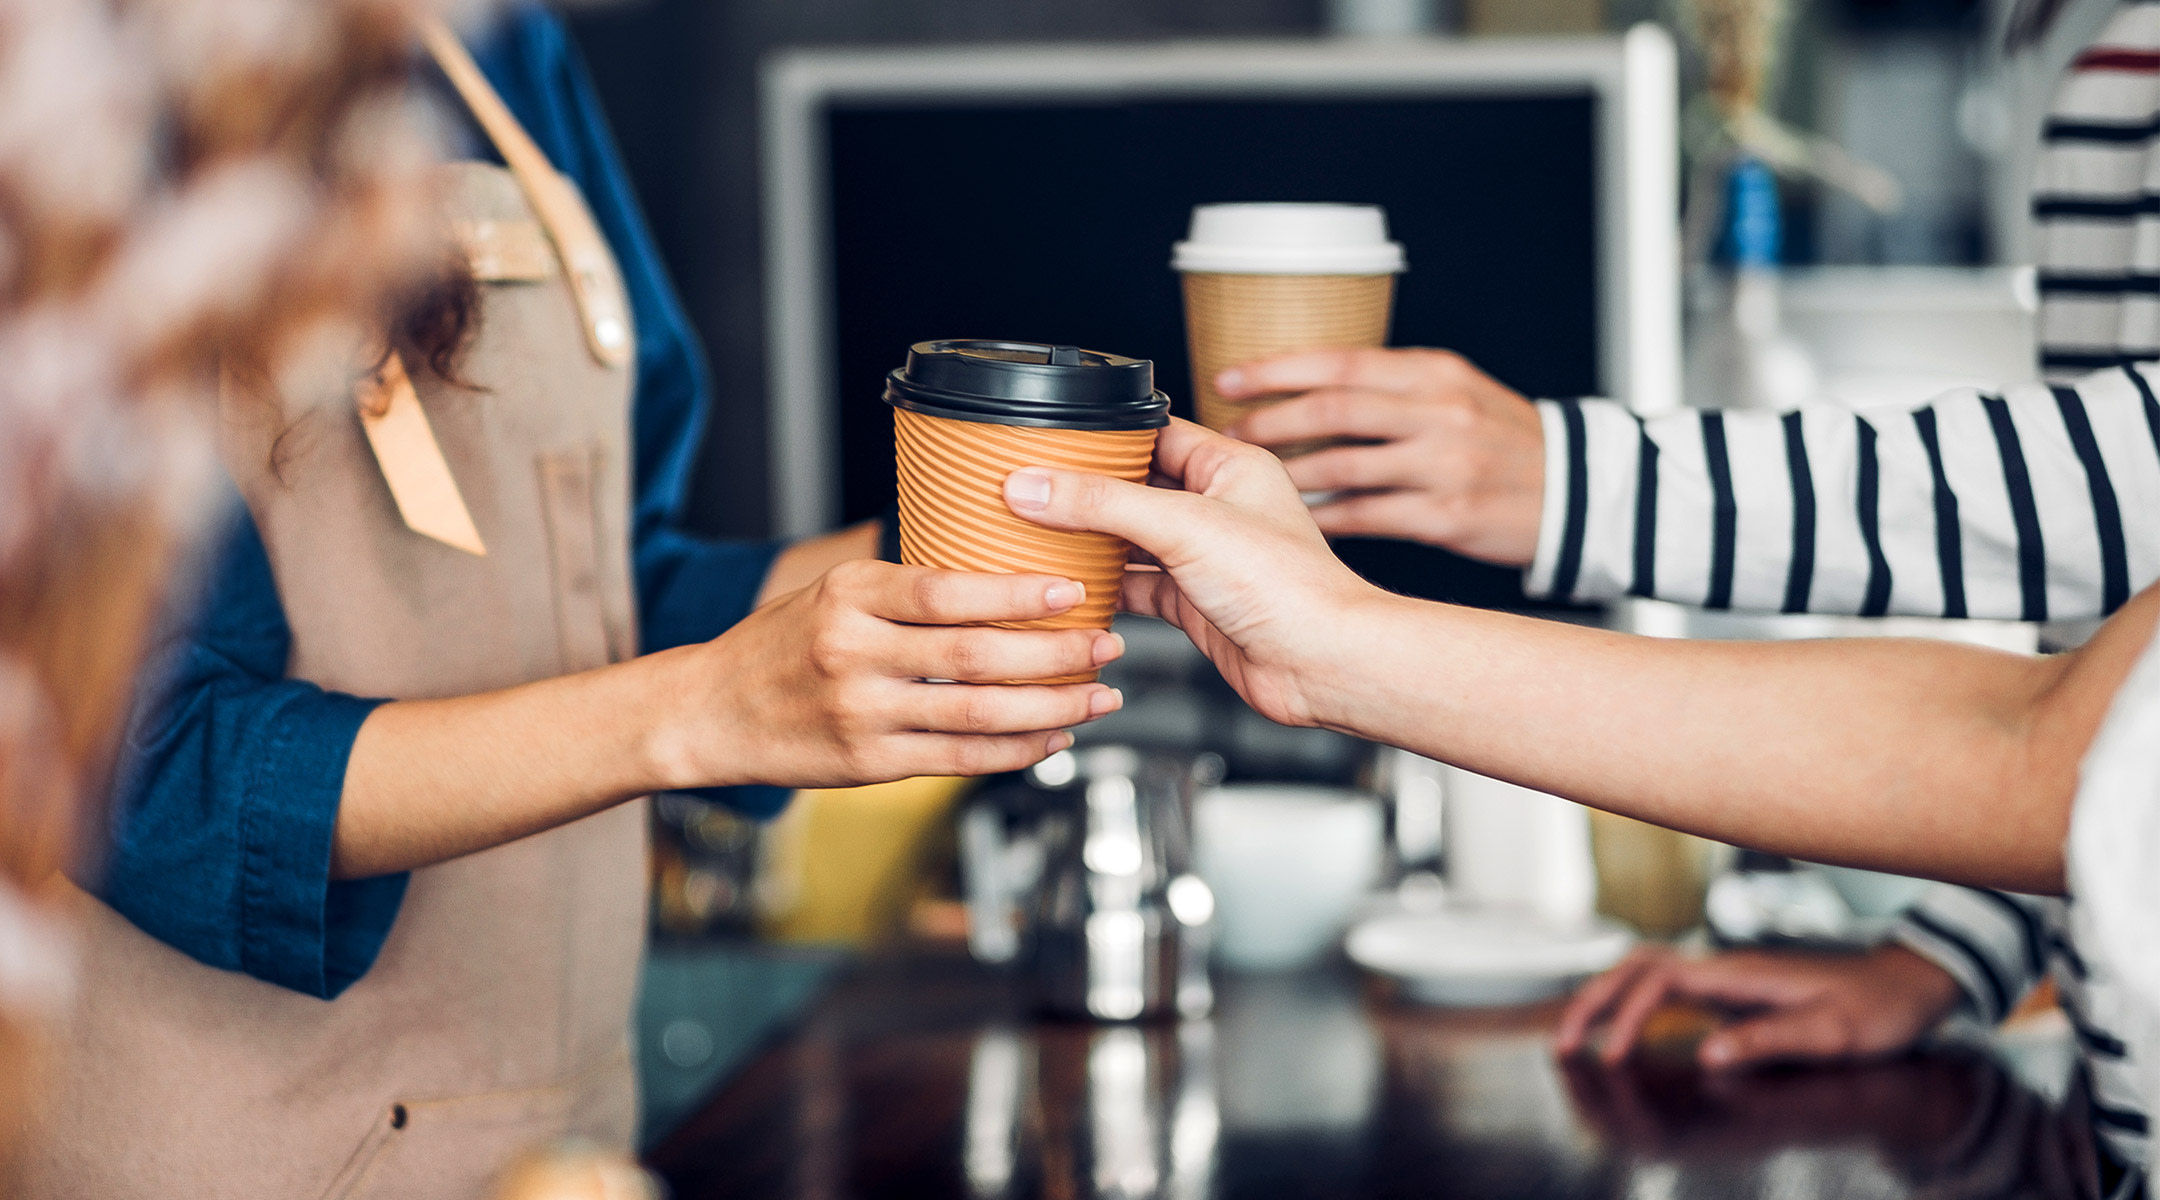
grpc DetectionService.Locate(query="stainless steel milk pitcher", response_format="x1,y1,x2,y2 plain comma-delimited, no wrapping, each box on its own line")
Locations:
961,746,1218,1021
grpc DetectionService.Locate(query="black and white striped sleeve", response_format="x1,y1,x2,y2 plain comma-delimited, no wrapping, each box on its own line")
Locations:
1525,362,2160,620
1888,884,2052,1024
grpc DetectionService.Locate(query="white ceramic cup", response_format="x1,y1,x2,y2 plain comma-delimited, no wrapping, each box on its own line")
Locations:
1440,766,1597,926
1193,784,1384,973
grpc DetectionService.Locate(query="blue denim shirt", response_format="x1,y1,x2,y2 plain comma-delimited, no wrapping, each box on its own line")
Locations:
104,5,786,1001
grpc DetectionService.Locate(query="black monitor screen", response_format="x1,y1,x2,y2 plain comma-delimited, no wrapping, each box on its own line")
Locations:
824,91,1600,608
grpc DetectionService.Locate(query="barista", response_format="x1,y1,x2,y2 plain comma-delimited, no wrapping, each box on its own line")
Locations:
22,7,1118,1199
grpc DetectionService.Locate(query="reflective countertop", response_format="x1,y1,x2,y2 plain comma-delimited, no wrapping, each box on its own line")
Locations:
646,948,2091,1200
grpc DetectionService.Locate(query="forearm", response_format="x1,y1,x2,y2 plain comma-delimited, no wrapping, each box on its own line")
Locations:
1310,588,2160,892
335,650,688,879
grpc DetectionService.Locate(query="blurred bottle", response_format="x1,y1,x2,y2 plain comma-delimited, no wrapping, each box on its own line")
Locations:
1588,810,1726,938
1685,158,1819,412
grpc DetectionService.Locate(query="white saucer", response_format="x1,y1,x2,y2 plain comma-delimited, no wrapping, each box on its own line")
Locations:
1345,908,1635,1007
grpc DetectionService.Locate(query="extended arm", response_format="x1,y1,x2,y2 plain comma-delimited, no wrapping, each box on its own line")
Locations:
1007,421,2160,894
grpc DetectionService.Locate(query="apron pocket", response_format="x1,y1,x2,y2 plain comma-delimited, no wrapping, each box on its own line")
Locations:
318,1083,577,1200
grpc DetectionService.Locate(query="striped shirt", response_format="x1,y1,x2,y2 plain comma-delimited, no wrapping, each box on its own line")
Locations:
1889,885,2156,1169
2069,626,2160,1183
1527,17,2160,620
1523,1,2160,1174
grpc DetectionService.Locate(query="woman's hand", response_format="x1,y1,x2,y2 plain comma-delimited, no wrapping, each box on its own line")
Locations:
1003,419,1384,729
1555,944,1964,1070
1220,348,1545,567
654,559,1125,790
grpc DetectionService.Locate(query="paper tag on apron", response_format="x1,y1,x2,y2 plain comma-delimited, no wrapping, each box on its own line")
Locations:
357,352,487,557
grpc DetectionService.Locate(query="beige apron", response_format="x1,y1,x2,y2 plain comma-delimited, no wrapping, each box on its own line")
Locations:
23,54,650,1200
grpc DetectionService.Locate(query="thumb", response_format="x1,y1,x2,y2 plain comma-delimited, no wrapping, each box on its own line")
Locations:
1005,467,1211,560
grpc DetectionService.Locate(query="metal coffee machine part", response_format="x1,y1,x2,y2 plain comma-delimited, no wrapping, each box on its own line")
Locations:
962,746,1219,1021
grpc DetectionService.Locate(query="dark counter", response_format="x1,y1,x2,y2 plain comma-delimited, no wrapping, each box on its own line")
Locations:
648,949,2091,1200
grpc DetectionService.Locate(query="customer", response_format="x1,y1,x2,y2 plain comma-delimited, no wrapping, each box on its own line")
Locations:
25,6,1117,1199
1216,0,2160,1180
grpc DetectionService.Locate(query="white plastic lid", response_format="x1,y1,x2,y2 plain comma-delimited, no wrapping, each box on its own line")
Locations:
1172,203,1406,275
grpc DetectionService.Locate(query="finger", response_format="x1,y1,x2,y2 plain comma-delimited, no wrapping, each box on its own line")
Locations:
904,625,1124,684
1146,417,1246,491
1010,427,1300,547
1005,463,1220,555
897,679,1123,735
885,730,1077,780
1118,569,1185,623
1556,950,1668,1054
1599,962,1685,1065
1699,1005,1863,1070
1231,390,1425,447
1282,443,1421,495
1217,347,1463,400
845,561,1086,626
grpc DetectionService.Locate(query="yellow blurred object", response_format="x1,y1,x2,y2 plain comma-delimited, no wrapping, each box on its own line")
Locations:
492,1144,658,1200
1588,811,1724,938
756,776,972,946
1464,0,1603,34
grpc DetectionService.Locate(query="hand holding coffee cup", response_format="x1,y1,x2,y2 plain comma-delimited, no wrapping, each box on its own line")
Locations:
1175,203,1406,454
1003,419,1383,731
886,340,1169,683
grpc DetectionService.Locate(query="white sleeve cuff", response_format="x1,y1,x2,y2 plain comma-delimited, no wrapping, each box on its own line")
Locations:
1522,399,1577,600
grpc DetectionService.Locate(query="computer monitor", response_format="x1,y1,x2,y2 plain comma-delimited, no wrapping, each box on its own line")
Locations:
762,29,1677,608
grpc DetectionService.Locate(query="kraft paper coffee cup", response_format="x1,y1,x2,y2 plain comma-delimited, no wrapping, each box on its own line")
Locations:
885,340,1169,684
1174,204,1405,448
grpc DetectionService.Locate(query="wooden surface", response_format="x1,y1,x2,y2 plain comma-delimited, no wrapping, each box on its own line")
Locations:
648,948,2091,1199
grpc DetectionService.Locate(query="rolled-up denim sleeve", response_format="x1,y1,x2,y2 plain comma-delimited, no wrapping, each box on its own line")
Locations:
102,509,406,1001
636,529,784,654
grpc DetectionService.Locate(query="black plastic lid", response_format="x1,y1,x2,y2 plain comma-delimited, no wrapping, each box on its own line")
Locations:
883,340,1170,431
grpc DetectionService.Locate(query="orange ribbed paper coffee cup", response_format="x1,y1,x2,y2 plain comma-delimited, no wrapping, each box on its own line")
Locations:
1183,271,1395,442
885,340,1169,685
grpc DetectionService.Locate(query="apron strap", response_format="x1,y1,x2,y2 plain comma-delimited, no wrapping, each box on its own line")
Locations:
419,16,634,370
350,16,637,557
